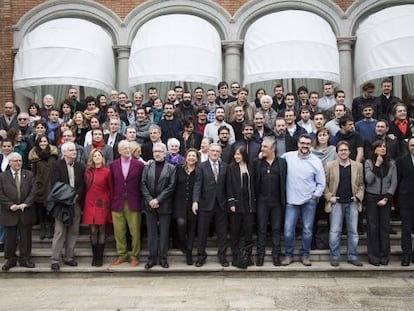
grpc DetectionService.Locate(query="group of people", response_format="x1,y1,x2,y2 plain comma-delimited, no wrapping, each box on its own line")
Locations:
0,78,414,271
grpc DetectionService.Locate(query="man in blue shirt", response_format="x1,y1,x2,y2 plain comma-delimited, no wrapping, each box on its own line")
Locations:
281,134,325,266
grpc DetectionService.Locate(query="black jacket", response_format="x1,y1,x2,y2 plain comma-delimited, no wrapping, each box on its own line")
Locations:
46,182,76,225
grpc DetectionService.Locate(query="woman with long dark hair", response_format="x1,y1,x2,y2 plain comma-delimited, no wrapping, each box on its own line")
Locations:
311,127,338,249
227,145,256,268
28,102,42,127
364,140,397,266
173,148,200,265
59,99,74,125
177,116,203,156
71,111,89,146
28,135,59,239
83,148,113,266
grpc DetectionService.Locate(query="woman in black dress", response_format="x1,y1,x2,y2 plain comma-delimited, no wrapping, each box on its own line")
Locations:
227,144,256,268
173,148,200,265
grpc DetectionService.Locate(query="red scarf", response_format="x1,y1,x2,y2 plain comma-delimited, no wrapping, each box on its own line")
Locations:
92,140,105,149
395,119,408,135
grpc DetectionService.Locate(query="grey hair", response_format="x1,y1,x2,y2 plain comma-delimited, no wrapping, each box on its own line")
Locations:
260,95,273,106
153,142,167,152
61,141,75,153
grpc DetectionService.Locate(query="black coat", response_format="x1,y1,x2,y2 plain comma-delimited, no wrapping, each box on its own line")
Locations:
46,182,76,225
253,157,287,208
397,154,414,209
104,133,125,159
226,163,256,213
50,159,85,204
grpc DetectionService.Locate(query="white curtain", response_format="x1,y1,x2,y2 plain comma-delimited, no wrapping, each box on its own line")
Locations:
129,14,222,88
13,18,115,103
244,10,340,85
355,5,414,86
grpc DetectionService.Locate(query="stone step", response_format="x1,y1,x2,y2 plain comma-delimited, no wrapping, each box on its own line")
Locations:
30,231,404,249
30,220,404,234
2,260,414,279
21,244,405,262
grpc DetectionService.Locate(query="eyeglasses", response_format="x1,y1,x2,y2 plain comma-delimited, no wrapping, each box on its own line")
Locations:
125,106,133,109
18,118,28,121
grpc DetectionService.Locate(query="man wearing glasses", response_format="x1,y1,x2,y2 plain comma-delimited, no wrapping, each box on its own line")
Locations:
281,134,325,266
124,101,136,125
50,142,85,271
17,112,33,140
0,152,36,271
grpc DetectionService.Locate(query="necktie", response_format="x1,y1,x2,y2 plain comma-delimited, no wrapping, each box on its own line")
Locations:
213,162,218,182
15,171,21,203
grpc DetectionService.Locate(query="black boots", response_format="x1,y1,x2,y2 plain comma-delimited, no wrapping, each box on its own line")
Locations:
91,243,105,267
186,250,193,265
96,244,104,267
91,244,98,266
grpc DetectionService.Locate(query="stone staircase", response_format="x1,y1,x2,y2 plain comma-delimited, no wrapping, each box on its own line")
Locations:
2,220,414,277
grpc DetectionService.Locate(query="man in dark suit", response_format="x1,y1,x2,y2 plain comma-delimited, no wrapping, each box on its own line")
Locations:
141,142,176,269
110,140,145,267
397,136,414,266
192,143,229,267
50,142,85,271
141,124,163,161
0,152,37,271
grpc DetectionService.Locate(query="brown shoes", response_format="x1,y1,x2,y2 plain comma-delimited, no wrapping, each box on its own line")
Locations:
130,259,139,267
112,257,128,265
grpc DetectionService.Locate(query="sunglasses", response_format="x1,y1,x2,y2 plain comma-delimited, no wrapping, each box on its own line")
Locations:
18,118,28,121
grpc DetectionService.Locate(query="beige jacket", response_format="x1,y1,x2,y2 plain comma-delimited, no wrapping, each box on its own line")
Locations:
323,159,365,213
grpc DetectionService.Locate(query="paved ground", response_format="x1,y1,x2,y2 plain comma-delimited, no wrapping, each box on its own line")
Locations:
2,276,414,310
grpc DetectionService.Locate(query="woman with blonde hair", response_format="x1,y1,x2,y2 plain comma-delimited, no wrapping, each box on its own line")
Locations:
83,148,113,266
129,141,145,163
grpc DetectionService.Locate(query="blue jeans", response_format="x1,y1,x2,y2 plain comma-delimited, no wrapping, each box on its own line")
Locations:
284,199,317,258
0,225,4,245
329,201,359,260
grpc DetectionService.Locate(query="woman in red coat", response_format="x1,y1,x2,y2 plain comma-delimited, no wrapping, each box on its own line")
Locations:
83,148,113,267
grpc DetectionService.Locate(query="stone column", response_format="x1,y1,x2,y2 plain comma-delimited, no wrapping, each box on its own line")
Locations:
337,37,356,107
114,46,130,93
222,41,243,84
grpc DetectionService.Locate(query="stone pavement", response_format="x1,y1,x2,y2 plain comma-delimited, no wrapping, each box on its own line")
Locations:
2,275,414,310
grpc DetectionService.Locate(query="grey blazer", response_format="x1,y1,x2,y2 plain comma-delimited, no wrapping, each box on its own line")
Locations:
141,161,176,214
